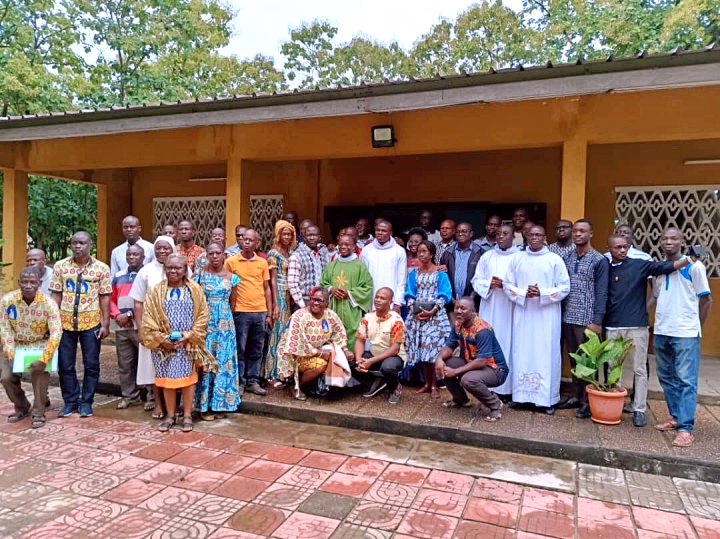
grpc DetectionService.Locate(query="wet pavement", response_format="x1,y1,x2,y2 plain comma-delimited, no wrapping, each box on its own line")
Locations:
1,384,720,538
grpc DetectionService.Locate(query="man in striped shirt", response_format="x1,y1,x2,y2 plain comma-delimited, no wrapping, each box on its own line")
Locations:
110,244,145,409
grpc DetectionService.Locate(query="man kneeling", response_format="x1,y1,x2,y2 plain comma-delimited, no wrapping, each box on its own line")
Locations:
435,297,509,421
353,288,406,404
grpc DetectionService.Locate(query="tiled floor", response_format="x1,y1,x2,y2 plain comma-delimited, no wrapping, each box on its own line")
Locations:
0,387,719,538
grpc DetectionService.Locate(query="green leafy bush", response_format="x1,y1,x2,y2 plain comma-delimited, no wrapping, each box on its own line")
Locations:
570,330,633,393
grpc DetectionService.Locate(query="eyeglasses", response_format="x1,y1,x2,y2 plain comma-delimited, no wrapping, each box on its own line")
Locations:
309,297,325,304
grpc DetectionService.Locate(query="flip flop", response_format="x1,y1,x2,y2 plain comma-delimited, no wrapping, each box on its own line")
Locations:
7,411,28,423
443,400,472,408
181,416,194,433
143,401,156,412
484,404,503,422
31,417,46,429
157,417,176,432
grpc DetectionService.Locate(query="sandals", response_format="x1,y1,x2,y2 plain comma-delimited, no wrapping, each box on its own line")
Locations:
158,416,176,432
200,412,215,421
31,417,46,429
443,400,472,409
181,416,194,433
654,419,678,432
117,399,141,410
7,411,28,423
673,432,695,447
143,401,156,412
484,403,503,422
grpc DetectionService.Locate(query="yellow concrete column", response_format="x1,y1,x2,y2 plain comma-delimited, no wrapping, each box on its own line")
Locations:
96,182,108,263
226,158,242,246
1,169,29,280
560,135,588,223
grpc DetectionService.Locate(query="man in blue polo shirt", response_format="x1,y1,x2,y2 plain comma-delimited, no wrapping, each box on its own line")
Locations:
434,297,509,422
605,234,691,427
649,227,712,448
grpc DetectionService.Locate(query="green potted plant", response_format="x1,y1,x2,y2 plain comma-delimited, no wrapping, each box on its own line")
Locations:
570,330,633,425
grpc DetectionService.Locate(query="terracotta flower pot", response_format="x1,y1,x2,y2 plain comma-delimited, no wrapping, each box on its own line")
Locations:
585,385,628,425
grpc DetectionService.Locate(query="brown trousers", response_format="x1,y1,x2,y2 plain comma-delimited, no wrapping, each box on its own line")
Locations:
0,359,49,419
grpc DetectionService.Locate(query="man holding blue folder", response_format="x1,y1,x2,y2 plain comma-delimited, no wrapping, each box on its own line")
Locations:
0,267,62,429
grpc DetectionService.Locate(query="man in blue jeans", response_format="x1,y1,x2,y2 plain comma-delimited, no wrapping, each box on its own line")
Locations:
649,227,712,447
50,231,112,418
225,229,273,396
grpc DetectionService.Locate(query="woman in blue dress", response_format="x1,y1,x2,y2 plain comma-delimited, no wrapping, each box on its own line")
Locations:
194,242,241,420
405,240,452,400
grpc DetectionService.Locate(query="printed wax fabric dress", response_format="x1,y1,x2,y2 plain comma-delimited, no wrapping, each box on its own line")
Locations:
194,272,241,412
151,286,197,388
265,248,291,380
404,269,452,366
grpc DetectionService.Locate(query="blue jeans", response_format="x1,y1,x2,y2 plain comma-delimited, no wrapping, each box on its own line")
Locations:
653,334,700,433
233,312,266,387
58,326,101,408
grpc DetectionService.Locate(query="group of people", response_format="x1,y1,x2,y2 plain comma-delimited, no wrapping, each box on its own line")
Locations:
0,208,711,446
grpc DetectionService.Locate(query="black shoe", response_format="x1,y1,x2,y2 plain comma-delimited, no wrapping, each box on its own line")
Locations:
245,383,267,396
633,411,646,427
575,403,592,419
363,379,387,398
623,404,634,414
556,397,581,410
538,406,555,415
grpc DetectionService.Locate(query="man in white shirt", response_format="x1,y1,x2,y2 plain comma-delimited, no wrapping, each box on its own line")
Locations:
649,227,712,448
26,249,53,296
360,220,407,313
110,216,154,276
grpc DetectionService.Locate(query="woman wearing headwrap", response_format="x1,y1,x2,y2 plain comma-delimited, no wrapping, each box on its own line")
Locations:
129,235,180,418
264,219,297,384
141,254,215,432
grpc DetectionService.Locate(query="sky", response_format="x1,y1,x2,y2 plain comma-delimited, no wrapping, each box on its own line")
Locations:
224,0,524,65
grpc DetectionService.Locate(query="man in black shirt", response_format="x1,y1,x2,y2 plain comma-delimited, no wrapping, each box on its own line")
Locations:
605,235,690,427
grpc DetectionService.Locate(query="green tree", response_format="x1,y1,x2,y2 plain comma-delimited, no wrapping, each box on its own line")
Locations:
333,37,410,85
280,20,340,88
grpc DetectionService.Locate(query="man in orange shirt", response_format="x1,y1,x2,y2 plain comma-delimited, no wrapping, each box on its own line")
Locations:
176,220,206,271
225,229,273,396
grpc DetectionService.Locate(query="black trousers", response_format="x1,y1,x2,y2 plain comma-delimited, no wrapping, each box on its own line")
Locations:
353,354,404,393
562,323,592,403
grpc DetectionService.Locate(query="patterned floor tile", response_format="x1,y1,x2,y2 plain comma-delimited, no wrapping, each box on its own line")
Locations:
690,516,720,539
139,485,205,514
411,488,467,517
104,455,158,477
471,478,523,503
44,426,95,443
522,487,575,514
16,490,89,516
674,477,720,520
0,507,53,538
517,506,574,539
424,470,474,495
626,471,677,491
195,435,238,452
208,529,265,538
277,465,333,489
149,516,217,538
59,498,129,530
0,482,54,509
30,465,85,488
0,459,55,484
299,451,349,472
37,443,93,464
463,497,518,528
202,454,254,474
237,459,293,481
13,438,64,454
17,520,92,539
94,507,167,538
212,476,270,501
378,464,430,487
629,485,685,513
272,512,340,539
227,441,275,458
337,457,388,479
346,501,408,531
138,462,194,485
179,494,245,525
166,447,222,467
66,470,123,496
363,480,419,508
577,497,634,527
396,509,458,539
577,518,637,539
632,506,695,537
102,478,166,505
578,464,630,504
226,503,289,535
134,442,186,461
255,482,313,509
103,437,152,454
105,422,154,436
72,449,125,470
328,524,391,539
299,491,358,520
177,468,232,493
320,473,374,498
171,430,211,446
262,445,311,464
454,520,515,539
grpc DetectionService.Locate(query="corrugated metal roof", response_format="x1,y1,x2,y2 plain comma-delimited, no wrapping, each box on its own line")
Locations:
0,43,718,130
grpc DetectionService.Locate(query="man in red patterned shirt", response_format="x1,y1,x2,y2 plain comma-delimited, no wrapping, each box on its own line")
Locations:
176,220,206,271
353,288,406,405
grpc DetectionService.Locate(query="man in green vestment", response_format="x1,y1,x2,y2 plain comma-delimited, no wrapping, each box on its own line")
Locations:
321,235,373,349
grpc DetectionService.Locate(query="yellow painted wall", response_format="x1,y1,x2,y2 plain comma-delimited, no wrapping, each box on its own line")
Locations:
130,163,226,236
586,138,720,356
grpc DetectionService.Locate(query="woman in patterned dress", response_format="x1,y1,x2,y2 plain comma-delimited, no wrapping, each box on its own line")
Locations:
141,254,216,432
405,240,453,400
277,287,351,400
265,220,297,384
194,242,241,421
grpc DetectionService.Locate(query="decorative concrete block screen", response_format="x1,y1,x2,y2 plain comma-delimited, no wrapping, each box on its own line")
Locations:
615,185,720,278
153,196,227,247
250,195,284,252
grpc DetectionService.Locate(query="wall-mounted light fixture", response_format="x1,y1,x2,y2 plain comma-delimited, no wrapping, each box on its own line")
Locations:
684,159,720,165
372,125,396,148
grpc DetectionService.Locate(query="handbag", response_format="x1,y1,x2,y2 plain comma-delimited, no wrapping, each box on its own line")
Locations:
412,302,436,315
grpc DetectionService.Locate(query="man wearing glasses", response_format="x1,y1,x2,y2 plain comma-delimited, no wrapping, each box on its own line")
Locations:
548,220,574,258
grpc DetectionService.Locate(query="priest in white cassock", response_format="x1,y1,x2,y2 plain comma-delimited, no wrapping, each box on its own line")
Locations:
471,224,518,397
360,220,407,313
504,225,570,414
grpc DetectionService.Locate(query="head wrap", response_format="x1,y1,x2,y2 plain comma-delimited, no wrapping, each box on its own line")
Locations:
272,220,297,251
154,235,177,253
